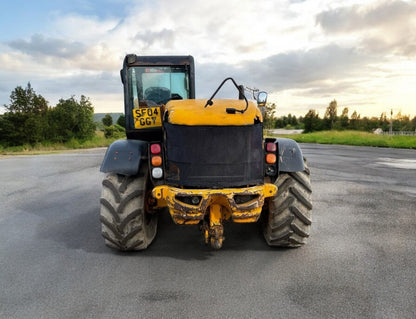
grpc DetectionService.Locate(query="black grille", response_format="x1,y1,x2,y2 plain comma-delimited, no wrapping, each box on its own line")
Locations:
164,123,264,188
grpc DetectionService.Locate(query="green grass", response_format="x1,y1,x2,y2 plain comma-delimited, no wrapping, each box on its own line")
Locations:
0,132,119,156
269,130,416,149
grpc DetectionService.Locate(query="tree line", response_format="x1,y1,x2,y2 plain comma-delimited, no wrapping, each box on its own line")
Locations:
265,100,416,133
2,84,415,148
0,83,96,146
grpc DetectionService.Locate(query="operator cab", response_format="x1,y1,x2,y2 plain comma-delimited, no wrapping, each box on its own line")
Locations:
120,54,195,141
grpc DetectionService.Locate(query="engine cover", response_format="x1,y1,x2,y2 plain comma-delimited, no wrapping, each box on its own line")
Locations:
164,122,264,188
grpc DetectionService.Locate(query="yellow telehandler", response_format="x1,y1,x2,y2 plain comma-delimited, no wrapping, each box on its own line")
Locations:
100,54,312,250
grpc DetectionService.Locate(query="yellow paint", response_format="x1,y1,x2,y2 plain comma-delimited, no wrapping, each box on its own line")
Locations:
209,204,222,227
152,184,277,225
165,99,263,126
132,106,162,129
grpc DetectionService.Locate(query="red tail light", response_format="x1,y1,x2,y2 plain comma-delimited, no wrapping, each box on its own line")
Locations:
150,144,161,154
266,142,276,152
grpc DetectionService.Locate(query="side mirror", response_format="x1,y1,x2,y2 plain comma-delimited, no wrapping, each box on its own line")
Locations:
120,69,124,84
257,91,267,107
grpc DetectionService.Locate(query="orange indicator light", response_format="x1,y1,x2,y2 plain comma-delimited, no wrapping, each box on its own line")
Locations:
151,156,162,166
266,153,276,164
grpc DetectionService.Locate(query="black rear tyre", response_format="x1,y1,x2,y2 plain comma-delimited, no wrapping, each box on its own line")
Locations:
100,164,158,251
264,158,312,247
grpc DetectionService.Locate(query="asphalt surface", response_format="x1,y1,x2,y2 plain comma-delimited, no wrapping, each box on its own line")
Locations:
0,144,415,319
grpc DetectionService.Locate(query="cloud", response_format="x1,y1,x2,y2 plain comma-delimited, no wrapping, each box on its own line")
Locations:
316,0,416,33
1,0,415,116
195,43,375,110
227,45,369,88
249,44,371,89
8,34,86,59
316,0,416,56
4,38,120,73
50,13,121,42
134,29,175,48
52,72,120,95
0,68,122,114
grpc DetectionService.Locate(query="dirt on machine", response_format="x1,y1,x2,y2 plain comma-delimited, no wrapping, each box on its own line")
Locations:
99,54,312,250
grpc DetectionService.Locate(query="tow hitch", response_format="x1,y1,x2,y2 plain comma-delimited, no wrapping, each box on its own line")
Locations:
202,204,225,249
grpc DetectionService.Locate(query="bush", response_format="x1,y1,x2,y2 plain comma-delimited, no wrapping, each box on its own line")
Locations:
104,124,125,139
48,95,96,142
1,83,97,146
102,114,113,127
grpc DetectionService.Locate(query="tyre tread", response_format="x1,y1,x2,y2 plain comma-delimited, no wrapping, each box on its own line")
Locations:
264,158,312,248
99,164,158,251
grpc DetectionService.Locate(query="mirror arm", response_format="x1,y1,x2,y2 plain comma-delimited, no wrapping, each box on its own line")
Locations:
204,77,249,114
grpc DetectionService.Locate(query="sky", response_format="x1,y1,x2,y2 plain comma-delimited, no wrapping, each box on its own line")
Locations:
0,0,415,118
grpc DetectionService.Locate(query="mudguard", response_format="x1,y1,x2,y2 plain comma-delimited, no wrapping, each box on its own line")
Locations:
274,138,305,172
100,139,147,175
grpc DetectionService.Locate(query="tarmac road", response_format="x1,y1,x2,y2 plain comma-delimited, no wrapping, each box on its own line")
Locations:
0,144,415,319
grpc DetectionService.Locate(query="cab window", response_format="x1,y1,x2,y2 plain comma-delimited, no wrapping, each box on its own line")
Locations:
128,66,189,108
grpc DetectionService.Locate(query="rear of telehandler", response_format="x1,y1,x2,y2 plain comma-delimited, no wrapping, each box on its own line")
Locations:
100,54,312,250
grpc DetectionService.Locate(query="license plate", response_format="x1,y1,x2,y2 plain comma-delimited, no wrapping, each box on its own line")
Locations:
133,107,162,129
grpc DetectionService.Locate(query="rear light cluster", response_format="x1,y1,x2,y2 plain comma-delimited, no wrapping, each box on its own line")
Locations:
150,143,163,179
265,141,277,177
